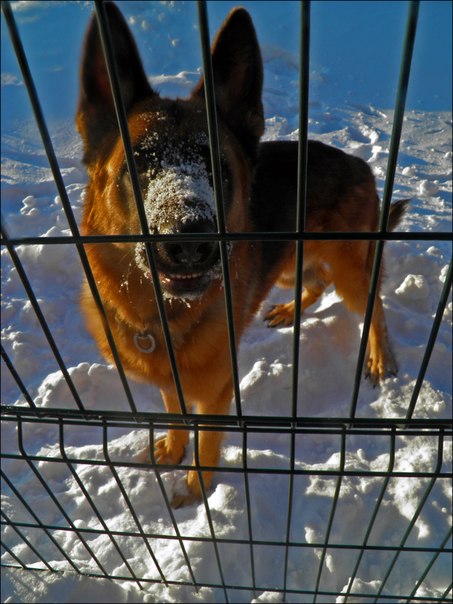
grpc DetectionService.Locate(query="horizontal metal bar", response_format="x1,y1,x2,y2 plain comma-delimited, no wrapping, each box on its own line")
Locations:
2,452,450,479
0,563,448,602
1,231,451,247
2,519,450,555
1,406,452,432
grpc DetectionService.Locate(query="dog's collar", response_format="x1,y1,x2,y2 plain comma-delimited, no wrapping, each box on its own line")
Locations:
133,331,156,354
113,311,157,354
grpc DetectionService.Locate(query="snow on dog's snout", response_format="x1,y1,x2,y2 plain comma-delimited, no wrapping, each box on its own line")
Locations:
144,161,216,233
134,152,219,278
132,131,231,285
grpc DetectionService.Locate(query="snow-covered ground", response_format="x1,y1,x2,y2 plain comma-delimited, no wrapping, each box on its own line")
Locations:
1,1,452,603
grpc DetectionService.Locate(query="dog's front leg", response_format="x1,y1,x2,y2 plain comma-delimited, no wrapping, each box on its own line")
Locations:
154,389,190,465
172,381,233,508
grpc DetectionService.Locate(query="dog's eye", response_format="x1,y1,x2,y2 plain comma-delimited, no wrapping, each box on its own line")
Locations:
117,169,152,204
199,147,230,187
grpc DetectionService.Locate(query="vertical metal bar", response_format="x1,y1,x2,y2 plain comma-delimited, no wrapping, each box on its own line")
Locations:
101,423,167,585
192,425,229,603
313,429,346,602
196,1,228,234
1,345,37,410
348,0,420,417
16,419,111,578
283,2,310,600
378,0,420,234
441,583,453,601
1,510,54,571
406,258,452,420
1,469,81,574
1,226,85,412
291,0,310,418
408,527,452,600
296,0,311,236
1,539,28,569
242,428,257,597
148,425,199,589
58,421,143,588
1,0,140,415
373,429,445,602
282,437,294,602
196,0,242,418
0,1,78,239
93,0,187,416
342,430,396,602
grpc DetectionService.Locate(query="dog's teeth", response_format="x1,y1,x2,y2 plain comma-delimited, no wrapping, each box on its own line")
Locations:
165,273,203,281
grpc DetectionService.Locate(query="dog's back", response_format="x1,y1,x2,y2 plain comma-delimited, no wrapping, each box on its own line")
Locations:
252,140,381,270
253,140,381,231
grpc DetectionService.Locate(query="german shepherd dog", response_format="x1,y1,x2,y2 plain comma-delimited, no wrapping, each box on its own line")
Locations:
77,3,406,506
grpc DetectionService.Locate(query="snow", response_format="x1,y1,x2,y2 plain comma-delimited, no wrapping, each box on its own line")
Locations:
1,1,452,603
143,159,215,234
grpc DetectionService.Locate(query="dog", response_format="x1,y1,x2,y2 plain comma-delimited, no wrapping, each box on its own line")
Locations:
77,3,407,506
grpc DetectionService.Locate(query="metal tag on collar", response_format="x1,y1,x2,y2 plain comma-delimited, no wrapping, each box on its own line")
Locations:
134,332,156,354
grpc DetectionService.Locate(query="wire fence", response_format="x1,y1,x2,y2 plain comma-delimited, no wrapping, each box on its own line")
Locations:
1,0,452,602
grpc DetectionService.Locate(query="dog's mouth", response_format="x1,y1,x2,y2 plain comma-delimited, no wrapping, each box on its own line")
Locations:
136,242,221,300
159,267,218,298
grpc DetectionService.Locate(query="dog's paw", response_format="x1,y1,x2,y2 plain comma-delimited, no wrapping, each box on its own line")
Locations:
170,471,204,508
171,491,198,509
153,435,185,465
365,350,398,387
264,302,295,328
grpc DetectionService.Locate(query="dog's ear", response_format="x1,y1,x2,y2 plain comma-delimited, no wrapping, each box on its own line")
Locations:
76,2,154,162
191,8,264,160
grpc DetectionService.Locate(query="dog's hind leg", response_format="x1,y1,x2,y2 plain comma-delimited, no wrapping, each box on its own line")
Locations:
328,242,398,386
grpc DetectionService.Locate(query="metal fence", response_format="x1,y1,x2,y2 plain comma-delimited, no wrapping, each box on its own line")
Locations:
1,1,452,602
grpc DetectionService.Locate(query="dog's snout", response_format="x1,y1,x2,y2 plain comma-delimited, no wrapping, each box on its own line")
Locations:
164,240,215,266
156,219,218,268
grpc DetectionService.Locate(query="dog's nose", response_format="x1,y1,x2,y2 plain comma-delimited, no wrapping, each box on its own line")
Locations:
165,239,215,265
157,220,218,267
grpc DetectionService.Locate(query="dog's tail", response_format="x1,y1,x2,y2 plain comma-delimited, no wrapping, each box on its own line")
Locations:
387,198,410,231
